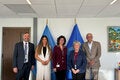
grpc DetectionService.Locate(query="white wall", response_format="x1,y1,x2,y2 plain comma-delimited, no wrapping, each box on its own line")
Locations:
38,18,120,80
0,18,33,80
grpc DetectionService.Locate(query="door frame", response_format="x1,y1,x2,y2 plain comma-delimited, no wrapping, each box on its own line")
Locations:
1,27,31,80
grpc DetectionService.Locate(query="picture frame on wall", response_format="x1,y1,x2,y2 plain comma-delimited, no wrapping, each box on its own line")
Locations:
108,26,120,52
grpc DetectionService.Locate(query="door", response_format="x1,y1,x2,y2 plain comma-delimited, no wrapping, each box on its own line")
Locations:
2,27,30,80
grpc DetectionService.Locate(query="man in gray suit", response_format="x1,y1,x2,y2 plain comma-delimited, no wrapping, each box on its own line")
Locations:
13,32,35,80
82,33,101,80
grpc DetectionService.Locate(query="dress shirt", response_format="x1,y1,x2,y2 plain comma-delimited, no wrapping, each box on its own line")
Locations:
88,41,93,53
74,52,78,65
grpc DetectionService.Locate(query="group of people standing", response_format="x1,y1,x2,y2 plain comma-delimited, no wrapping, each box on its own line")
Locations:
13,32,101,80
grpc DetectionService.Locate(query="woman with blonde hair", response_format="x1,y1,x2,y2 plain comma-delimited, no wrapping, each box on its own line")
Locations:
68,41,87,80
35,35,52,80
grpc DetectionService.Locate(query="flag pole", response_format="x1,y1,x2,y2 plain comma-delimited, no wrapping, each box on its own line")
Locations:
46,19,48,25
74,18,76,24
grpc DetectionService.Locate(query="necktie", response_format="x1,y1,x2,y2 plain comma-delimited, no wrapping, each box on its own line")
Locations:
24,43,27,54
24,43,27,62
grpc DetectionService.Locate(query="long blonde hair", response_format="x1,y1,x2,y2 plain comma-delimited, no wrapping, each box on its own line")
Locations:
37,35,51,54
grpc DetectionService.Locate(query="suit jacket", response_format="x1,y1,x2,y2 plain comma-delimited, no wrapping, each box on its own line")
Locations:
82,41,101,68
13,42,35,69
67,49,87,73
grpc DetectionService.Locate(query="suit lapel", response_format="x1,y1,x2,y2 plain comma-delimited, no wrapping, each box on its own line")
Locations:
71,52,74,64
28,42,31,54
85,42,91,54
91,41,95,53
20,42,25,54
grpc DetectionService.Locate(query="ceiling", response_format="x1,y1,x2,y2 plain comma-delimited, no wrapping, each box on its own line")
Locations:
0,0,120,18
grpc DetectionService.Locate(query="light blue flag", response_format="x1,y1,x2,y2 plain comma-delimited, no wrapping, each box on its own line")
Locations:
42,25,56,80
66,24,84,80
67,24,84,47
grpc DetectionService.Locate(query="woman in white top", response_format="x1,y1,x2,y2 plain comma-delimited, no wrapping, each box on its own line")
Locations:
35,35,52,80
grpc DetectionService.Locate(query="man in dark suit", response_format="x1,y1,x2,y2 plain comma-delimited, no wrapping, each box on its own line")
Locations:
13,32,35,80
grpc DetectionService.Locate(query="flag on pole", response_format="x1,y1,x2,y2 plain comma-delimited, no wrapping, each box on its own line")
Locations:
66,24,84,80
67,24,84,47
42,25,56,80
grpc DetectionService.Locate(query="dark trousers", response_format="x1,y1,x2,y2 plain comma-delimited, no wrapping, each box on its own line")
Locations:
72,73,85,80
55,70,66,80
16,63,31,80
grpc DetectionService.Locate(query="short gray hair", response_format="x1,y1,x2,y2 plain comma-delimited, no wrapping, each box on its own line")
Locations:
73,41,81,46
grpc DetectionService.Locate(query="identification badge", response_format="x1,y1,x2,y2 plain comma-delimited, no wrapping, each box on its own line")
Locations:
56,63,60,67
74,65,77,70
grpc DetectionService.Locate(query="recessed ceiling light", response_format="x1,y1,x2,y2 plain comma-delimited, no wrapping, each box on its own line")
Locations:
110,0,118,5
26,0,31,4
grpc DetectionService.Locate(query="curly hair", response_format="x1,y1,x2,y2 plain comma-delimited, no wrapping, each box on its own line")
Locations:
57,35,66,45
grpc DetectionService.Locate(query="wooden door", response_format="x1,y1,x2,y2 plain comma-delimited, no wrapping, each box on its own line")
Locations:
2,27,30,80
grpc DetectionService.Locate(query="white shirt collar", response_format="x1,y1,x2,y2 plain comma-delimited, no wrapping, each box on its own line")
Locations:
88,41,93,50
23,41,28,44
88,41,93,45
